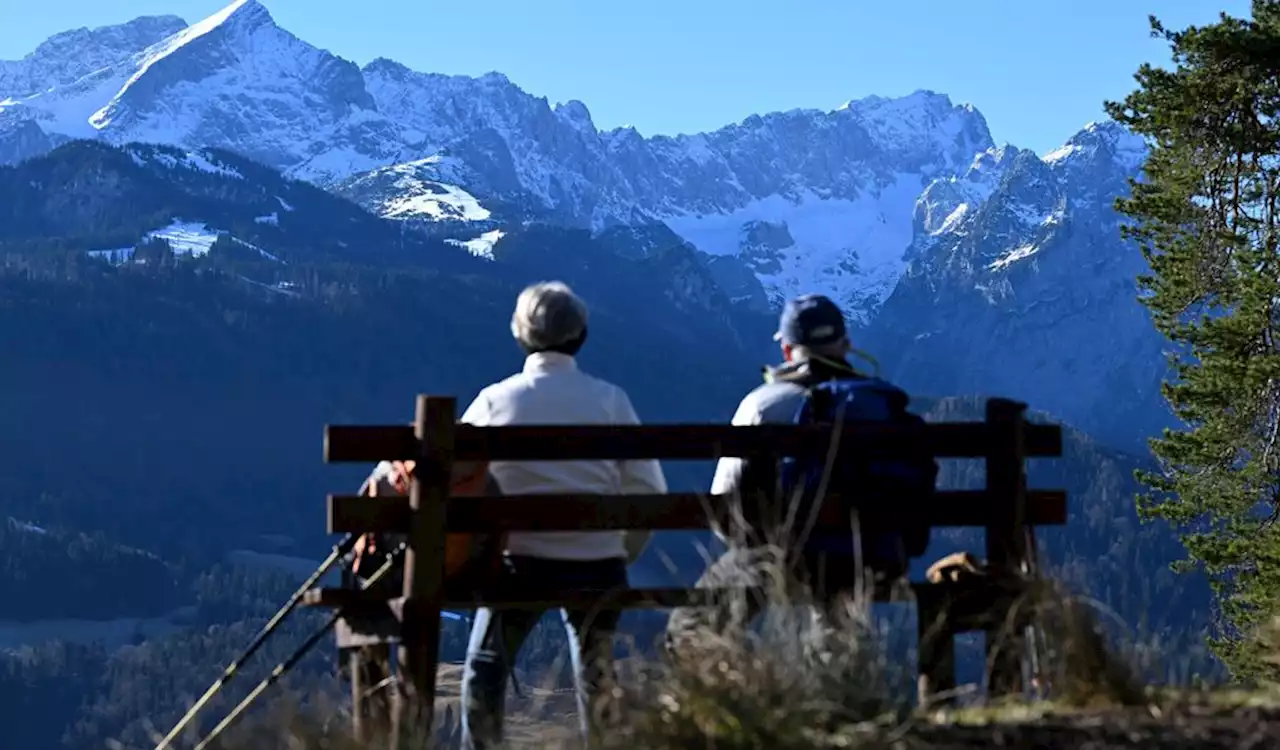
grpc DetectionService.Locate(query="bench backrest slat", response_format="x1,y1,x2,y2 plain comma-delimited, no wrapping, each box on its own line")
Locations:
327,489,1067,535
327,421,1063,463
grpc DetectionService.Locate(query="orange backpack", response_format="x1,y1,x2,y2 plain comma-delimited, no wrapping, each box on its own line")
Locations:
352,459,506,587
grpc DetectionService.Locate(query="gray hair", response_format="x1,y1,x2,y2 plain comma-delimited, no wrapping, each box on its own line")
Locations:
510,281,589,351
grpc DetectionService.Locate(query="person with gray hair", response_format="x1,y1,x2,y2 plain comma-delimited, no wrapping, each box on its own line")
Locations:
508,280,589,354
458,280,667,750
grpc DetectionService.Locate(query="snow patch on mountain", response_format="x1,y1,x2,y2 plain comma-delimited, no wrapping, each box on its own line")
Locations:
445,229,505,260
127,144,243,179
148,221,221,256
386,182,489,221
336,155,491,222
286,144,393,187
88,221,279,262
988,243,1041,271
664,176,923,322
0,66,138,139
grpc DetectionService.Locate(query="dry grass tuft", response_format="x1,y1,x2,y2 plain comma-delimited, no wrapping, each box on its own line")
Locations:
997,577,1147,709
591,556,909,750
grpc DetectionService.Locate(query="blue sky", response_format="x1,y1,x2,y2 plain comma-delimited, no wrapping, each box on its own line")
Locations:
0,0,1255,154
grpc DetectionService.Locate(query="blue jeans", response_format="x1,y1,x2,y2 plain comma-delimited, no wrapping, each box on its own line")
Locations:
460,555,628,750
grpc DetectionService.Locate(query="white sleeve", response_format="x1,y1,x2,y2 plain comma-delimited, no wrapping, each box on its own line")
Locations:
359,461,398,496
613,388,666,564
709,395,762,497
613,388,668,496
458,389,491,426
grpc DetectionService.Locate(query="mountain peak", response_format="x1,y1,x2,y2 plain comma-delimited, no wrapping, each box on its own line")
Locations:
87,2,272,131
362,57,411,79
23,15,189,62
197,0,276,34
554,99,594,131
1043,120,1147,173
478,71,512,86
833,89,993,172
837,89,956,115
0,15,188,99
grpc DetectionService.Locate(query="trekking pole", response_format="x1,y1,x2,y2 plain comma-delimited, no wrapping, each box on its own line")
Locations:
190,544,406,750
153,534,360,750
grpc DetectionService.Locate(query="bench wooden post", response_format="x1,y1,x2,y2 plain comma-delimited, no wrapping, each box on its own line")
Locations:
351,644,393,743
916,588,956,706
350,648,368,742
984,398,1030,698
391,395,455,749
339,561,367,743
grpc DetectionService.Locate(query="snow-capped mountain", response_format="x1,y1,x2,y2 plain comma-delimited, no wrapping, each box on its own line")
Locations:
864,122,1164,450
1,0,992,323
0,1,397,177
1,0,1164,448
0,15,183,164
0,15,185,98
349,63,994,321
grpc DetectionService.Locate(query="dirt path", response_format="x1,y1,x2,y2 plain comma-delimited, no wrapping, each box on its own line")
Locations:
888,701,1280,749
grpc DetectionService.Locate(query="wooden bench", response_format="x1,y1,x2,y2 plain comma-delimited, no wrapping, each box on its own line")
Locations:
304,395,1066,745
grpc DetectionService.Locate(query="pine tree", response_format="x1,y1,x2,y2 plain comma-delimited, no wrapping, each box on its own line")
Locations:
1104,2,1280,679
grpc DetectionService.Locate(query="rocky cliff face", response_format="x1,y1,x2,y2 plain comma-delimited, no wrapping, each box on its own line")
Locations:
0,15,186,98
863,123,1166,450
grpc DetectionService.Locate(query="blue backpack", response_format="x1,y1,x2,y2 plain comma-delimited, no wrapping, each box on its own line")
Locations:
778,375,938,567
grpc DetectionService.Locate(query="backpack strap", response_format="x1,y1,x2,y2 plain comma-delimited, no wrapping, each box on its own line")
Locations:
805,381,835,424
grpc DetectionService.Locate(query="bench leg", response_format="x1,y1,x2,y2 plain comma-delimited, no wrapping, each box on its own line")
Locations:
916,596,956,707
985,603,1026,699
394,600,443,750
354,644,393,745
349,649,365,743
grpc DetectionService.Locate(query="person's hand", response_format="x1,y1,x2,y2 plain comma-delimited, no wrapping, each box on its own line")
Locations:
389,460,416,493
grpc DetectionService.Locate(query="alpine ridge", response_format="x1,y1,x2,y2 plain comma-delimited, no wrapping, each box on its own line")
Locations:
0,0,1161,448
3,0,996,323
